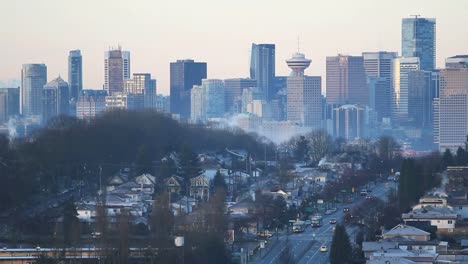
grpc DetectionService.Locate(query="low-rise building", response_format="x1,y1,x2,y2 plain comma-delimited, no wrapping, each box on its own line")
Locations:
190,175,210,202
402,206,457,233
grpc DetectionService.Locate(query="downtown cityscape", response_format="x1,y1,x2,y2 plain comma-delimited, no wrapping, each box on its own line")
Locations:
1,1,468,263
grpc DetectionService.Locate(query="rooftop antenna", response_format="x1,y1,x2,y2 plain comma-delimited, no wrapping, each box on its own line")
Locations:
410,14,420,19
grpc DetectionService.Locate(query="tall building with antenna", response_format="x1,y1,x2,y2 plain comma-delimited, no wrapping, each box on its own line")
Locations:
286,52,322,128
104,47,131,95
402,16,436,71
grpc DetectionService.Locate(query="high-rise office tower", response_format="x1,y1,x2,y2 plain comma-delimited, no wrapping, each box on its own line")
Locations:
392,57,420,122
333,105,366,141
104,48,130,95
286,53,322,128
250,43,275,101
363,52,397,120
68,50,82,102
42,76,70,123
190,85,204,122
76,90,107,120
436,56,468,152
0,88,19,124
326,55,367,106
190,79,224,122
170,59,207,118
402,17,436,71
21,64,47,116
124,73,157,109
408,70,434,128
224,78,257,113
203,79,224,119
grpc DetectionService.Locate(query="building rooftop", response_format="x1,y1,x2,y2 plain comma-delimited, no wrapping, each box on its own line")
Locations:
383,224,430,237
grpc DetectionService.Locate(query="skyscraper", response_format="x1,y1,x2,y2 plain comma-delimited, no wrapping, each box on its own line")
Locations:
402,17,436,71
170,59,207,118
250,43,275,101
68,50,82,102
326,55,367,106
0,88,19,124
42,76,70,123
392,57,420,122
190,85,204,122
224,78,257,113
190,79,224,122
21,64,47,116
286,53,322,128
408,70,434,128
363,52,397,120
104,48,130,95
436,56,468,152
124,73,157,109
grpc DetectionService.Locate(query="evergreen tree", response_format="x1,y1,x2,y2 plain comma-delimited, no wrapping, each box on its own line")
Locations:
150,192,174,247
62,198,79,246
456,147,466,166
442,149,454,169
179,145,203,180
293,136,309,162
398,158,417,211
135,144,153,175
330,224,352,264
213,170,227,193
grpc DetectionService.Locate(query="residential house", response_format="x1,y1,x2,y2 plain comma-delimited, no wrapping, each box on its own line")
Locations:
448,198,468,220
164,175,184,196
76,203,96,222
382,224,430,241
135,173,156,186
402,206,457,233
190,175,210,202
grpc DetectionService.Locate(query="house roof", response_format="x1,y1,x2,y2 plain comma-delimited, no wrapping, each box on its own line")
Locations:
135,173,156,185
384,224,430,237
448,198,468,206
461,239,468,247
362,241,398,252
367,257,416,264
402,206,457,220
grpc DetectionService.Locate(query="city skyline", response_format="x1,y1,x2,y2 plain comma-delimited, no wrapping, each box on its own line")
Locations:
2,0,468,95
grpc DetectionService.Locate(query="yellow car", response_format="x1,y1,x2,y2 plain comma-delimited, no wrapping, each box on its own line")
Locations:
320,246,328,252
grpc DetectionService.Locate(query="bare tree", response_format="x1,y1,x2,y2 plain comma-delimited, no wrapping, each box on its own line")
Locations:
307,129,333,164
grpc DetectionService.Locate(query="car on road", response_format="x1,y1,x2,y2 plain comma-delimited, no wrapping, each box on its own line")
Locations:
360,189,368,196
365,195,373,200
329,218,337,224
320,246,328,252
343,207,350,213
257,230,273,239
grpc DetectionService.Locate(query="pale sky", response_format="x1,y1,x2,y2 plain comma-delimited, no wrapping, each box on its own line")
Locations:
1,0,468,95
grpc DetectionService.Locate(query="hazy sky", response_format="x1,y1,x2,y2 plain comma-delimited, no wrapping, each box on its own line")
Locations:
2,0,468,95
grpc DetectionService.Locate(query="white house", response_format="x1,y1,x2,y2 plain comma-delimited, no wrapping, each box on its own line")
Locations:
402,206,457,233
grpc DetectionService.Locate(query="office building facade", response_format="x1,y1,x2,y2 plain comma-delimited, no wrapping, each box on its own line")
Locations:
21,64,47,116
104,48,130,95
224,78,257,113
68,50,83,102
402,17,436,71
392,57,420,122
250,43,275,101
0,88,19,124
326,55,367,106
42,76,70,123
333,104,366,141
286,53,322,128
76,90,107,120
170,60,207,118
124,73,157,109
437,56,468,152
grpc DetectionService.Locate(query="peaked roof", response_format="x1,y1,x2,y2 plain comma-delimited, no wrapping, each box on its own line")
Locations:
384,224,430,237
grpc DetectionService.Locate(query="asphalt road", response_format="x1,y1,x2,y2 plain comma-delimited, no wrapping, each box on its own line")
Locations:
251,180,392,264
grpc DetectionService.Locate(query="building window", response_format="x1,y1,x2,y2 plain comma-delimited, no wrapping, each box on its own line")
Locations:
448,220,453,224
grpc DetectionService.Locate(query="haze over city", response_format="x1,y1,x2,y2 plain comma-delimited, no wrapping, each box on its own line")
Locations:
2,0,468,94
